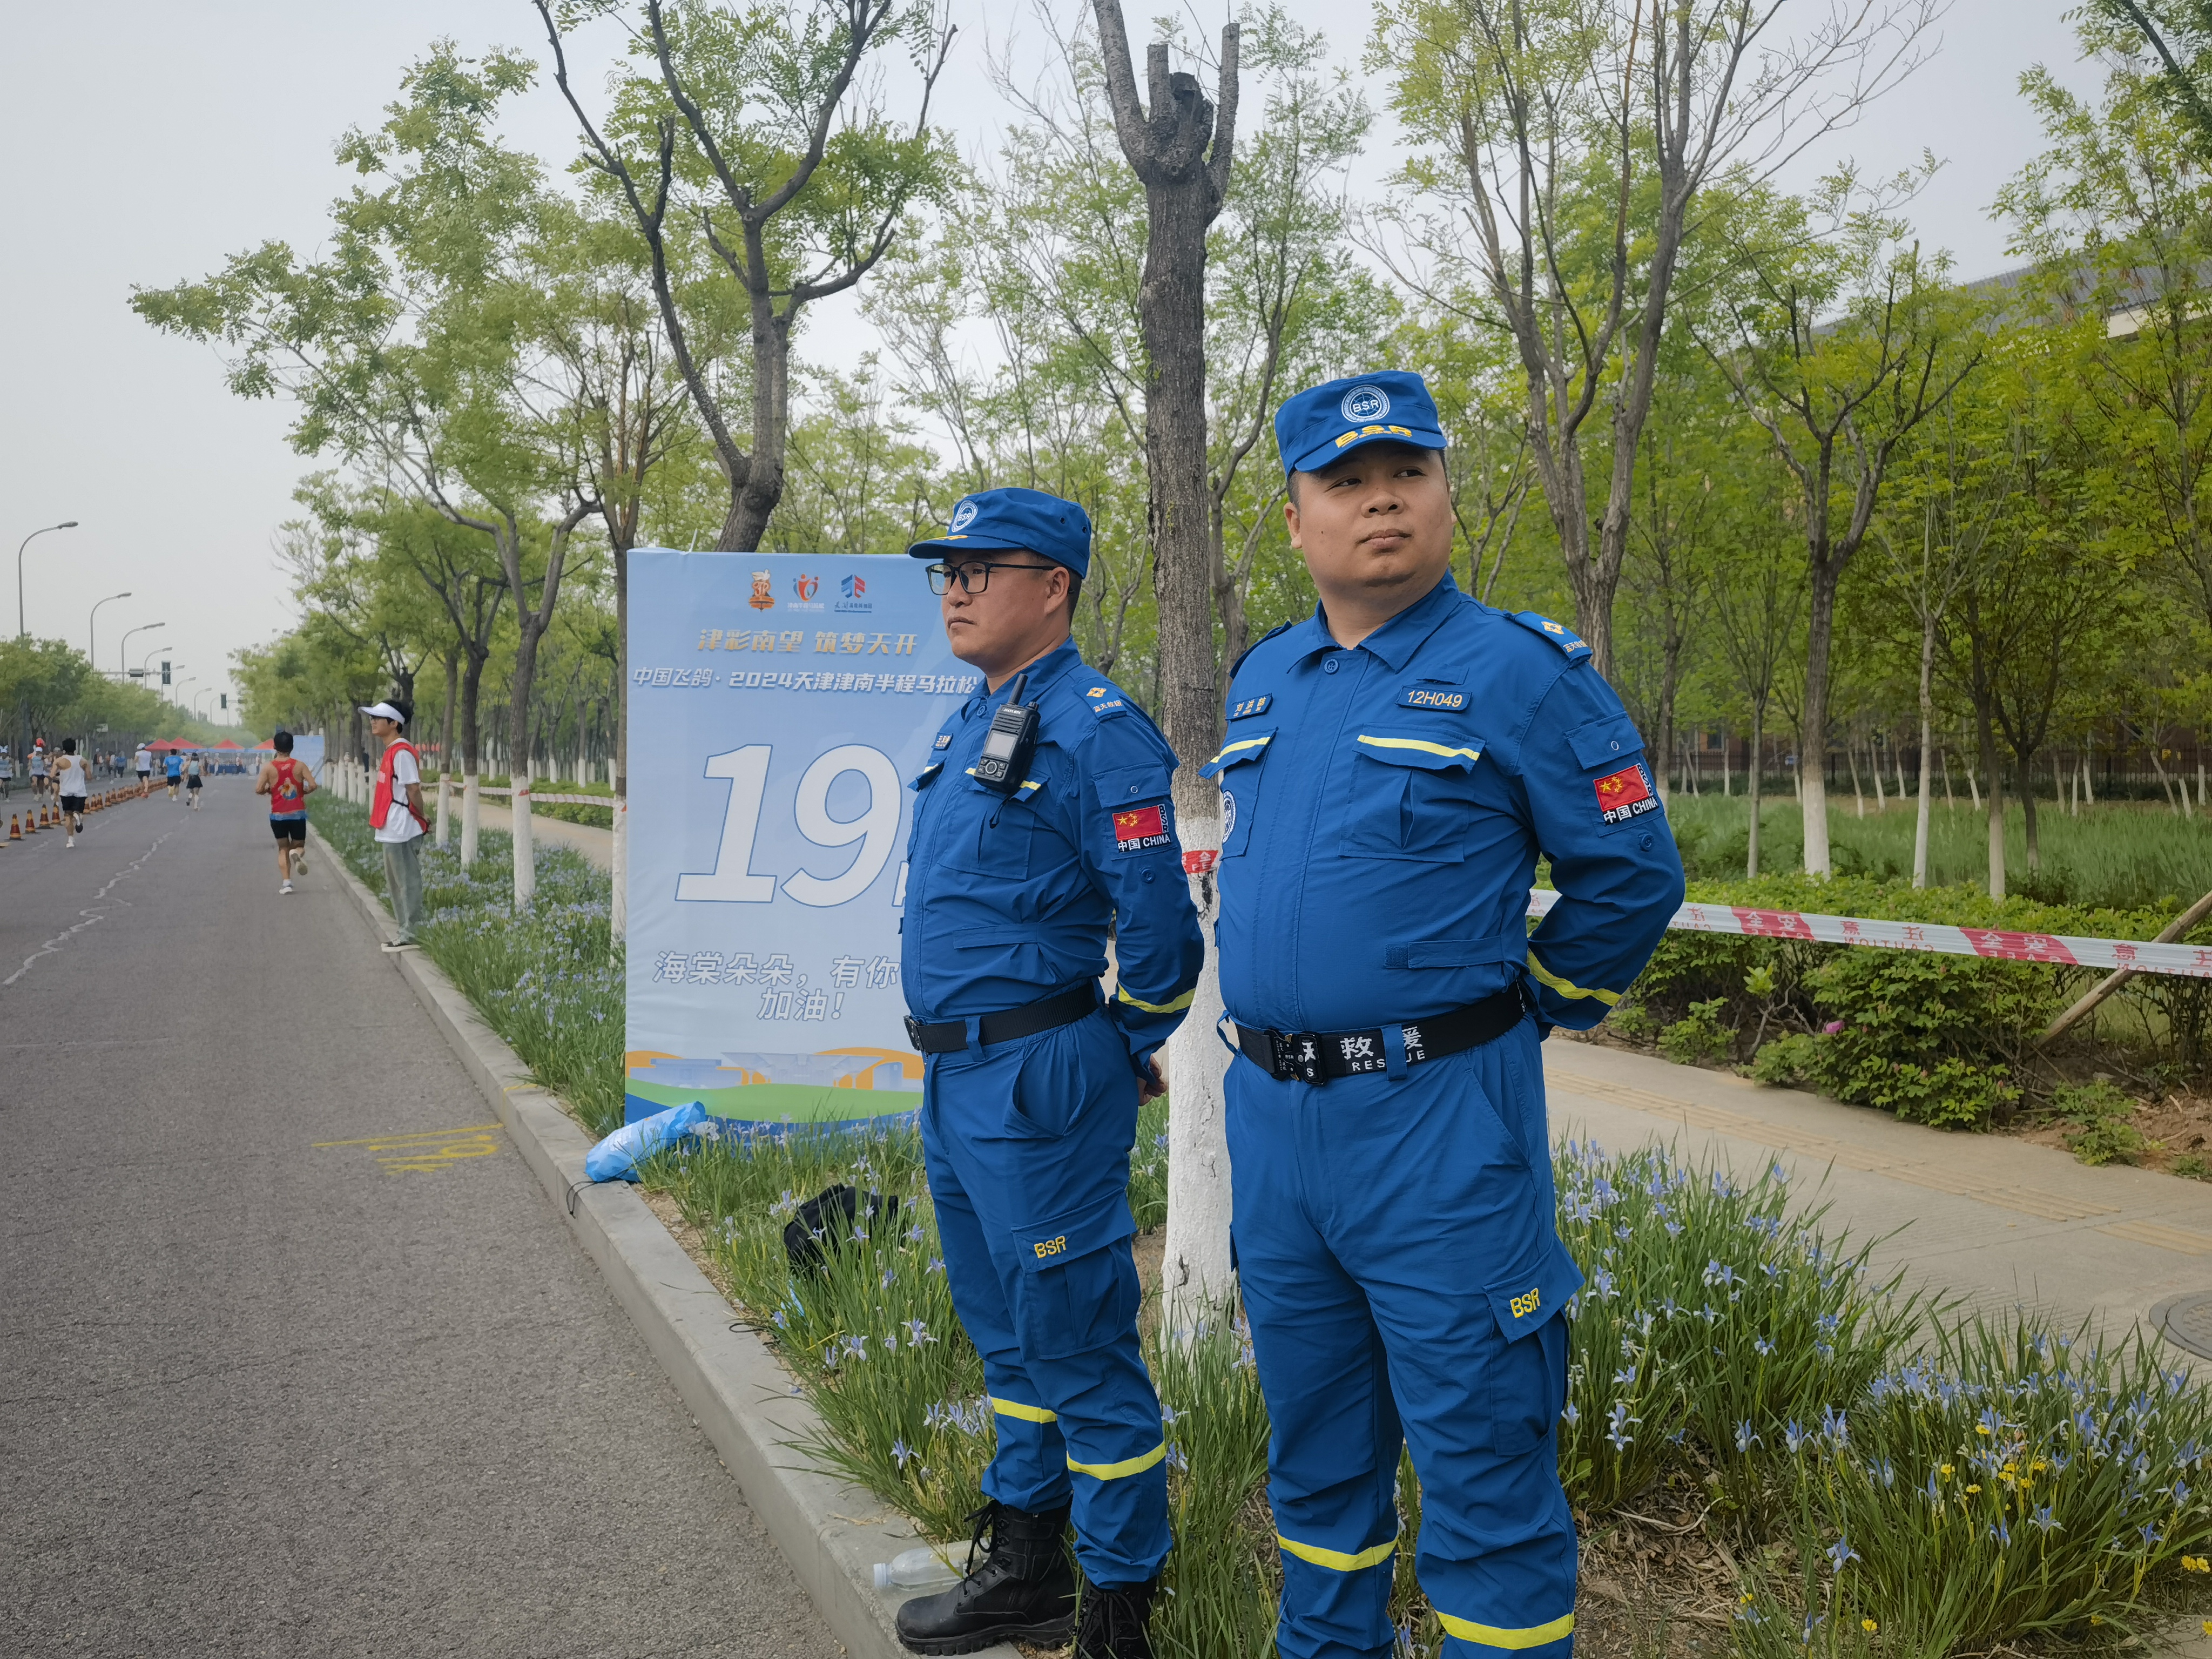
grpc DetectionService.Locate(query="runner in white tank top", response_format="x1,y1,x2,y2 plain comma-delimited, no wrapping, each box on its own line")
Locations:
53,743,89,845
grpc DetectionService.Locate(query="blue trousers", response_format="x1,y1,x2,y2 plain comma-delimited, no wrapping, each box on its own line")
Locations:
921,1006,1169,1587
1225,1017,1581,1659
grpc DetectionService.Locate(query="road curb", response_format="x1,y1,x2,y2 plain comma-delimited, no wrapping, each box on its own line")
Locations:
310,825,1006,1659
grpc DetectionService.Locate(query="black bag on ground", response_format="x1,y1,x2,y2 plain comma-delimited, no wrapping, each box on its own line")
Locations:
783,1184,903,1275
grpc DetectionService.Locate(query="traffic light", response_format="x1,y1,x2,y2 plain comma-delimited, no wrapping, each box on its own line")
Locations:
219,693,227,710
160,661,171,686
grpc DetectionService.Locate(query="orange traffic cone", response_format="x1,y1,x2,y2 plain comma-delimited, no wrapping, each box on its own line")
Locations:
8,814,18,840
24,808,36,835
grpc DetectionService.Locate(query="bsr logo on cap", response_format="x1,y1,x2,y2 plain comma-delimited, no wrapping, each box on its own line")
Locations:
1340,383,1391,422
950,499,980,532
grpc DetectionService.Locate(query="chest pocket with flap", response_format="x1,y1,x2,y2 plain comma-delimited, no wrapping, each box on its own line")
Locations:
1199,728,1273,858
1341,731,1486,863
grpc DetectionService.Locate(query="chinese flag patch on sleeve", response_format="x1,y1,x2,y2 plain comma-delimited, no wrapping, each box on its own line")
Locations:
1112,803,1171,853
1594,764,1658,826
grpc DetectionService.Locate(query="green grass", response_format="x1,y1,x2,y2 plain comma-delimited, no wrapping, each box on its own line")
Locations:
310,797,625,1135
1667,795,2212,912
639,1117,2212,1659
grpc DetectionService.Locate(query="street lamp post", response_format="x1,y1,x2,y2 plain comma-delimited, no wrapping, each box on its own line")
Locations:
174,675,195,711
16,521,80,638
119,621,164,676
89,592,131,667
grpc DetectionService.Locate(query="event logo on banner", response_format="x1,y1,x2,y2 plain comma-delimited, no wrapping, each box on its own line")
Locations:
625,551,976,1128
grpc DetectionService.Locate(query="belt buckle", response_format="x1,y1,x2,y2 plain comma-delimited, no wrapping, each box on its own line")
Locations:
1271,1030,1324,1085
902,1015,926,1048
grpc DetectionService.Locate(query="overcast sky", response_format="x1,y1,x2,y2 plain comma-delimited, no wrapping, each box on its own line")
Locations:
0,0,2094,719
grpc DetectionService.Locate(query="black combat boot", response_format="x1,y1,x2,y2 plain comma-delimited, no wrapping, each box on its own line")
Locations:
894,1499,1076,1654
1073,1577,1159,1659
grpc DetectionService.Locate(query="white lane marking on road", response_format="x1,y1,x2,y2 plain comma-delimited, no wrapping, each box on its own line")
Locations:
3,833,174,988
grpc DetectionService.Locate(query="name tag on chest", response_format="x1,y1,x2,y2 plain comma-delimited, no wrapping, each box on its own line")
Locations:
1229,693,1273,720
1399,685,1467,711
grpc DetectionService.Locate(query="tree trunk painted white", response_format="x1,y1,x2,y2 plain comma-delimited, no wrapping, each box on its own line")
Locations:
512,770,536,908
461,772,480,867
1161,814,1233,1335
1913,618,1937,889
610,795,628,946
1913,715,1935,889
435,771,452,849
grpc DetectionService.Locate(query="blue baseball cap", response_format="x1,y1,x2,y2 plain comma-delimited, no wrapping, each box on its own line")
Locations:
1274,370,1448,477
908,487,1093,578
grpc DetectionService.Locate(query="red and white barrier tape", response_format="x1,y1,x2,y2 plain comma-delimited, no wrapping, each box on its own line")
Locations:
1524,888,2212,980
470,786,612,808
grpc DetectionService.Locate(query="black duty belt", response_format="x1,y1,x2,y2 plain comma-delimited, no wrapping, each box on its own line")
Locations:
1232,983,1528,1085
905,983,1100,1055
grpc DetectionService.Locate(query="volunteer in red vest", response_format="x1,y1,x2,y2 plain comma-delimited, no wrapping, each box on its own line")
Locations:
365,700,429,952
255,729,320,894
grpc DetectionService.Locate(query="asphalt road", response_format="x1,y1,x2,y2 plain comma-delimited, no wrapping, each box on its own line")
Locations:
1,782,837,1658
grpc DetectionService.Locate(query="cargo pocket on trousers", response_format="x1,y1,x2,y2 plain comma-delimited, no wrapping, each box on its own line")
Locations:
1480,1240,1583,1455
1007,1190,1139,1360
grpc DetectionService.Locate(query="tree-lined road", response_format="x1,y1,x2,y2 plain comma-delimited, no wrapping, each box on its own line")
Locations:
1,783,832,1657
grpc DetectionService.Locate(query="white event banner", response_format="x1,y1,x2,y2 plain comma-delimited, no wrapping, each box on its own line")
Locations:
624,550,976,1127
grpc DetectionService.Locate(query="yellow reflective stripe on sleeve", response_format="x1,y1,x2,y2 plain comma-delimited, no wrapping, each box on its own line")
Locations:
1434,1610,1575,1649
1067,1442,1166,1480
1205,736,1272,768
1355,734,1482,763
1276,1533,1398,1572
1116,986,1196,1015
990,1397,1058,1424
1526,950,1622,1007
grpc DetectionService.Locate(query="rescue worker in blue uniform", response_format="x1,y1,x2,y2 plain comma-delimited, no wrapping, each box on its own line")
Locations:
895,487,1204,1659
1208,372,1686,1659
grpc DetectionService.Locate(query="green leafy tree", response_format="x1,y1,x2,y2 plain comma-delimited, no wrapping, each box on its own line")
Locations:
539,0,956,552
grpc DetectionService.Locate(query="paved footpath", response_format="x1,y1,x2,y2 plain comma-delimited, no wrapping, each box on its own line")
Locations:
1,783,835,1658
1545,1036,2212,1341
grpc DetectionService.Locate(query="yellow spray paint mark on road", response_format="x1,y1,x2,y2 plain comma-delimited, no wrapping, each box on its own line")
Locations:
314,1121,504,1176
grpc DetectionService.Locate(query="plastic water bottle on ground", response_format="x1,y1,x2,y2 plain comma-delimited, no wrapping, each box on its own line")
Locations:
873,1544,963,1591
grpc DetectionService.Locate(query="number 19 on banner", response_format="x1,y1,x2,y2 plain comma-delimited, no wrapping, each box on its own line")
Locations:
676,745,908,909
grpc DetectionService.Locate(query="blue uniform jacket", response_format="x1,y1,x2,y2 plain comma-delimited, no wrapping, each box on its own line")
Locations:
1207,574,1685,1035
901,637,1204,1067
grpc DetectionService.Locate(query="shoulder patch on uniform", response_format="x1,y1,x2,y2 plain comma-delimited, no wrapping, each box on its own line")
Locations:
1229,621,1293,679
1510,611,1592,659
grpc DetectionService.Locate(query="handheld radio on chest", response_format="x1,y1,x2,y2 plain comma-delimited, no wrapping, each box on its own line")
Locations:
973,671,1039,794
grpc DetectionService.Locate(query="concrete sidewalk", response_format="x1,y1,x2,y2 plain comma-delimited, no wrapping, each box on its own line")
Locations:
446,798,612,872
1544,1037,2212,1339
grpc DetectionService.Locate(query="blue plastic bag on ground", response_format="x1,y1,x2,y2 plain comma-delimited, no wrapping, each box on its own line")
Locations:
585,1101,708,1183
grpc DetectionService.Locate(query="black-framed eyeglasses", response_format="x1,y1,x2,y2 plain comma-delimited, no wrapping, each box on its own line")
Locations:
926,559,1057,596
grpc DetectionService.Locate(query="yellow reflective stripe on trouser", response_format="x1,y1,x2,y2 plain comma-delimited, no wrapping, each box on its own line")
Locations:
1355,734,1482,764
990,1396,1058,1424
1067,1441,1166,1479
1116,984,1195,1015
1275,1532,1397,1572
1526,949,1622,1006
1435,1610,1575,1649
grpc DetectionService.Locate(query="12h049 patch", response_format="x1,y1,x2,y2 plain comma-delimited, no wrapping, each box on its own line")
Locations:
1594,763,1660,826
1112,802,1174,853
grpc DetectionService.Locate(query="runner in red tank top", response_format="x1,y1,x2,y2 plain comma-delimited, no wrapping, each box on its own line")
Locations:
255,731,320,893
